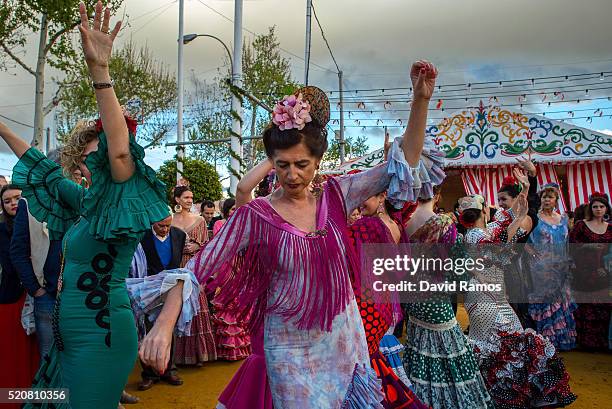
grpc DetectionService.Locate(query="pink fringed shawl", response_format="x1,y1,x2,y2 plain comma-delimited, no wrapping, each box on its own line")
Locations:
191,178,360,332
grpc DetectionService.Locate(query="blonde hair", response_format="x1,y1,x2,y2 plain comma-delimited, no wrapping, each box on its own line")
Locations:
61,121,99,173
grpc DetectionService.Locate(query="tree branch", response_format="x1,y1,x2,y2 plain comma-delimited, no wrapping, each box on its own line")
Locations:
0,41,35,76
43,85,63,115
45,21,80,54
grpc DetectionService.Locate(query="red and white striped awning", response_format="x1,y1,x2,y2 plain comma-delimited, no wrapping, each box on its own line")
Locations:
567,161,612,211
461,164,567,212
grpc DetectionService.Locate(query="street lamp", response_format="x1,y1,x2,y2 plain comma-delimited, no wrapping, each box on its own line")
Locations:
182,34,233,71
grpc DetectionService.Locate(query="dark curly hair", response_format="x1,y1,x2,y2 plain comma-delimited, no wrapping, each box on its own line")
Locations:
173,185,192,200
262,120,328,159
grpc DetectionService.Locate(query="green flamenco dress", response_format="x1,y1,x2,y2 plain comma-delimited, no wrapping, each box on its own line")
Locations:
13,130,169,409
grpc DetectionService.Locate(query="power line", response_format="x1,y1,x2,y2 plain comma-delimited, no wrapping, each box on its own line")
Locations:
0,113,34,128
328,85,612,105
335,115,611,128
329,106,612,121
328,71,612,94
128,1,176,22
311,1,340,73
131,2,175,35
329,96,612,113
343,58,612,78
194,0,336,74
330,74,612,99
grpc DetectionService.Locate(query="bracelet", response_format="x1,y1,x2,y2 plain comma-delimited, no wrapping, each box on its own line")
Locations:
92,79,114,89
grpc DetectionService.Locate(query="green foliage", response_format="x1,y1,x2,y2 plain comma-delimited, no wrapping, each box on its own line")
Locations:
323,134,370,169
185,75,231,162
157,157,223,204
0,1,123,73
187,27,298,168
57,39,176,148
241,26,299,164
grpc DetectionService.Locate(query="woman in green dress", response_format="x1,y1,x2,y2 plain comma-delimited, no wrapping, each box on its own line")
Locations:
0,3,183,408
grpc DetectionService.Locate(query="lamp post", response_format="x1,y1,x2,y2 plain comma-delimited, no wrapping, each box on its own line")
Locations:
183,34,233,70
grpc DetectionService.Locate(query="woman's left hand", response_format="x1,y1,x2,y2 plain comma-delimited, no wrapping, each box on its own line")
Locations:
78,1,121,71
411,60,438,101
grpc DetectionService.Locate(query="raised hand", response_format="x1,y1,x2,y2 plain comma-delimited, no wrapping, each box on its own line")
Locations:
410,60,438,101
78,1,121,71
515,155,536,177
383,130,391,161
512,167,530,190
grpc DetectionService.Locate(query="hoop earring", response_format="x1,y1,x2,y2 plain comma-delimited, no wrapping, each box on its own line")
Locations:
377,202,385,216
174,204,182,213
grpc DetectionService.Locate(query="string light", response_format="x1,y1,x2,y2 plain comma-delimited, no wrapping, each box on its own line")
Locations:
601,72,605,81
585,89,589,96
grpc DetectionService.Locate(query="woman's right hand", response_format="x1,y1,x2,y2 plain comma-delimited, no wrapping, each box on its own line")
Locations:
139,320,173,375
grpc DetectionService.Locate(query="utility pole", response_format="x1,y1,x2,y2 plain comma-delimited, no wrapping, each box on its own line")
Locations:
304,0,312,85
176,0,185,184
338,70,345,164
229,0,244,195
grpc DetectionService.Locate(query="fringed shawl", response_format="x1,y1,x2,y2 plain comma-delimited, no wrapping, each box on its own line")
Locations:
191,178,359,332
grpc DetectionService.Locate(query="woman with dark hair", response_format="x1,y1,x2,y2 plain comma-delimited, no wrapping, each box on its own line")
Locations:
569,193,612,350
141,61,443,408
0,185,40,407
0,3,180,408
171,185,217,366
497,168,537,329
347,190,429,409
213,198,237,236
526,184,577,351
460,193,576,408
402,186,493,409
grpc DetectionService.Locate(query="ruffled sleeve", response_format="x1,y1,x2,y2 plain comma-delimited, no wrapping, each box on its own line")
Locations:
81,132,170,241
126,268,201,337
12,147,82,240
336,137,446,214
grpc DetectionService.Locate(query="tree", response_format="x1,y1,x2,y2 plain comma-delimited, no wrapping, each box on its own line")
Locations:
0,0,123,147
57,39,177,148
186,27,297,171
185,74,231,164
241,27,298,166
157,157,223,204
323,134,370,169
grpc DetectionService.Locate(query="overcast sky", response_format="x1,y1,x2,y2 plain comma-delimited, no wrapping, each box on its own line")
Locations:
1,0,611,178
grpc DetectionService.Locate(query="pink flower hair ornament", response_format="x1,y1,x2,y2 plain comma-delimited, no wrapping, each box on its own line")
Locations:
272,93,312,131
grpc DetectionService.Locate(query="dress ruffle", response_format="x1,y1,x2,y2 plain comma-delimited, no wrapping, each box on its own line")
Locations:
475,328,577,409
125,268,201,337
403,319,494,409
24,345,70,409
341,363,385,409
387,137,446,208
528,288,577,351
82,132,169,241
212,299,251,360
12,148,81,240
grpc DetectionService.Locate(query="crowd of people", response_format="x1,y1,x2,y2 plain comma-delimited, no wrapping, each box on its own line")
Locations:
0,2,611,409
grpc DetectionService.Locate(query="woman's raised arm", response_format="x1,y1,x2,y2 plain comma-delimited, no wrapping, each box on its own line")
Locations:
78,1,134,182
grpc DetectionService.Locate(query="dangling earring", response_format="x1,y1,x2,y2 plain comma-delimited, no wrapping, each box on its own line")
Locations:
377,201,385,216
174,204,182,213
